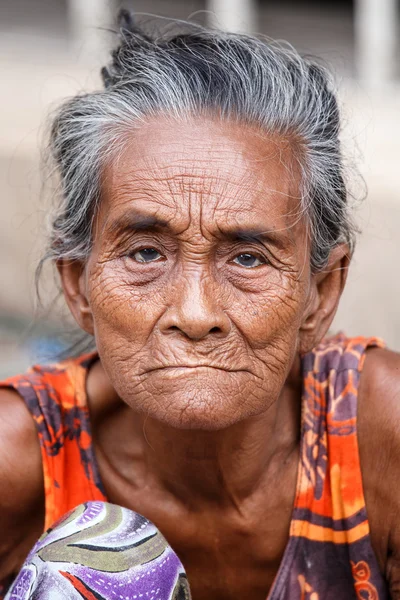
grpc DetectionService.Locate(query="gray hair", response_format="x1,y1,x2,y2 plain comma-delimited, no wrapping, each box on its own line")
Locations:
45,10,354,273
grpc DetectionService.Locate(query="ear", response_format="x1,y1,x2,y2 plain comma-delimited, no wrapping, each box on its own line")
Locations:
299,244,350,355
56,259,94,335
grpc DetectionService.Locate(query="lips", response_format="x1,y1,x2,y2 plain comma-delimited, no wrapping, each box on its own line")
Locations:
144,365,246,374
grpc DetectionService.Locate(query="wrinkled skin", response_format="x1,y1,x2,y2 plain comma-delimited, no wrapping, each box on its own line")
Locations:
65,117,341,431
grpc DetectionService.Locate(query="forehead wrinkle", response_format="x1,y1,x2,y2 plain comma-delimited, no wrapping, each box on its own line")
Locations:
110,136,294,197
121,170,261,220
104,162,299,222
100,122,304,243
107,158,250,200
148,153,300,217
101,173,301,244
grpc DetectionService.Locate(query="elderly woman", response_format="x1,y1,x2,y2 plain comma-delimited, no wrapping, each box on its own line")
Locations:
1,10,399,600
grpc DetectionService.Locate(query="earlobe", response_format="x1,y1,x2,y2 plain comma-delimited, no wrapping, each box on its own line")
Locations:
299,244,350,354
56,259,94,335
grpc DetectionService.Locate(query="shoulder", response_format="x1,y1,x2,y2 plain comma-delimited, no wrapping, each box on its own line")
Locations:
358,345,400,459
358,346,400,587
0,387,44,579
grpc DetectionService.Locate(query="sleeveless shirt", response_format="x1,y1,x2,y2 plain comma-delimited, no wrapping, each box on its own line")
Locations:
0,334,390,599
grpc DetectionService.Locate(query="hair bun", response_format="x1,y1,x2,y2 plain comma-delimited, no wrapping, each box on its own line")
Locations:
117,9,152,42
101,10,153,88
118,8,135,32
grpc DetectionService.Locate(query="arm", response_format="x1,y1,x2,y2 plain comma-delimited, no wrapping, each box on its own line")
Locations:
358,347,400,598
0,388,44,580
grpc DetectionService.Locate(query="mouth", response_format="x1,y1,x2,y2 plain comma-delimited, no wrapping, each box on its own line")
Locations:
145,365,247,374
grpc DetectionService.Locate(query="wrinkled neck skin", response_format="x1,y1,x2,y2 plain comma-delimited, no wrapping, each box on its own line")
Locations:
89,352,302,510
142,360,302,507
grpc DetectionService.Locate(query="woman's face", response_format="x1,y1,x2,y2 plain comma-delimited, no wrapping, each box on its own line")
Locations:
75,117,319,430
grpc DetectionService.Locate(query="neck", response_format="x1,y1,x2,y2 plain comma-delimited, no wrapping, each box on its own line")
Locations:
89,355,303,509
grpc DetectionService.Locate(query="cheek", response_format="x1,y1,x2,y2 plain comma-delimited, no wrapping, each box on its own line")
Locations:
229,273,306,349
87,261,165,355
226,273,307,394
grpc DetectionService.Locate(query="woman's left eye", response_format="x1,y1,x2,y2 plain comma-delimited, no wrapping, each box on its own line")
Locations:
232,253,266,268
132,248,163,263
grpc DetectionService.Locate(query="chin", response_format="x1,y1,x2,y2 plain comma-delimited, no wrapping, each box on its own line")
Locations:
114,368,261,430
137,377,260,431
156,406,240,431
154,409,243,431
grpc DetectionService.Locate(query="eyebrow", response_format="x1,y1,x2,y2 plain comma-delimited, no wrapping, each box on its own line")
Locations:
220,228,287,248
106,211,288,249
107,213,170,237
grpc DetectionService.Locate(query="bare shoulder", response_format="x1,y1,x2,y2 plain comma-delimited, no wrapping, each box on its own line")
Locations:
0,387,44,580
358,346,400,462
358,346,400,593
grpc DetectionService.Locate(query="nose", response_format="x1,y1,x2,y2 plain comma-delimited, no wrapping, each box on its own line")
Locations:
158,267,231,341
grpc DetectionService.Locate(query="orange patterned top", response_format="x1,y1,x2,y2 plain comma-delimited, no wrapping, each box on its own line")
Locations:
2,352,106,531
0,334,390,599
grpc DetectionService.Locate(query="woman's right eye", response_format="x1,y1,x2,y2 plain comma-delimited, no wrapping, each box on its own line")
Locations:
131,248,163,263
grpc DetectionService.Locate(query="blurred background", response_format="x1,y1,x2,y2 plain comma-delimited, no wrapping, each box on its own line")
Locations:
0,0,399,377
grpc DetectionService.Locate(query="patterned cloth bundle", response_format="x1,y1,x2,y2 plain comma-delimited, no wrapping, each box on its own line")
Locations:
6,501,191,600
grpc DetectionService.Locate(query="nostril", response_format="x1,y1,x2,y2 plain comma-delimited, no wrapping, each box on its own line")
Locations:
210,327,221,334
